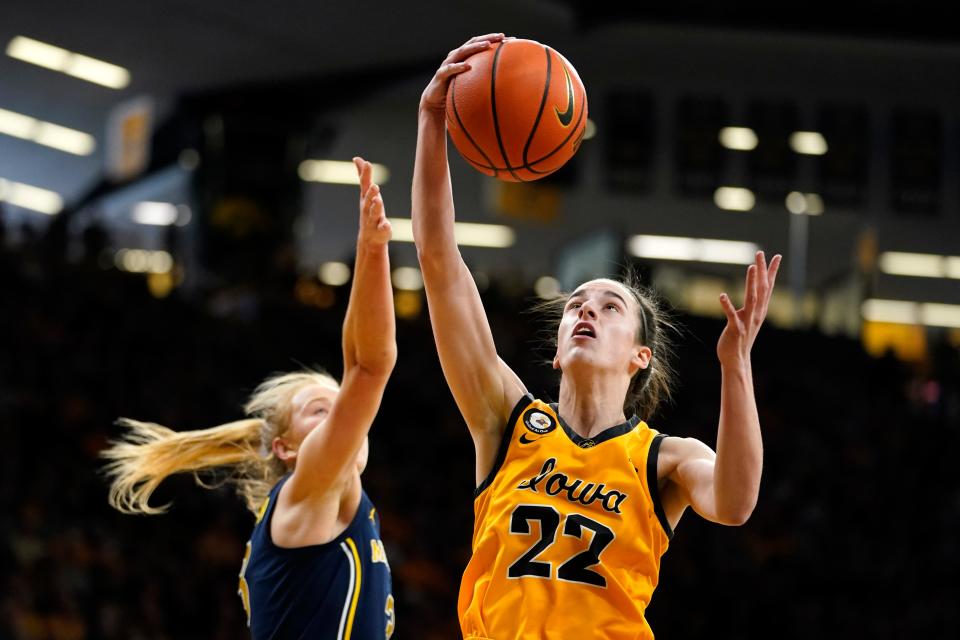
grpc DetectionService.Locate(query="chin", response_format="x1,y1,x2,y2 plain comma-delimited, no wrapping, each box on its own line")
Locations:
559,355,598,375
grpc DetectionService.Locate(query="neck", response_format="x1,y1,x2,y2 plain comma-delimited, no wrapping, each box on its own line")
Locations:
557,368,630,439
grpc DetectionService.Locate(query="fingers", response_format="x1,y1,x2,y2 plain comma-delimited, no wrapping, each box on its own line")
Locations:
369,189,385,220
752,250,784,304
750,252,783,325
423,35,504,112
466,33,505,45
755,250,768,284
436,60,472,81
361,182,380,218
767,254,782,288
743,263,758,312
444,36,502,65
719,293,744,332
354,156,372,196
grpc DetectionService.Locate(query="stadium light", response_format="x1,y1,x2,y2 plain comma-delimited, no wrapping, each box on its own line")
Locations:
785,192,824,216
318,262,351,286
713,186,755,212
629,234,758,265
879,251,960,280
299,160,390,185
392,267,424,291
0,107,96,155
0,177,63,214
789,131,828,155
387,218,515,248
719,127,758,151
132,202,178,226
6,36,130,89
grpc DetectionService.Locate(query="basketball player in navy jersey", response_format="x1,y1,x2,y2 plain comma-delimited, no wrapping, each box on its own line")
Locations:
103,157,396,639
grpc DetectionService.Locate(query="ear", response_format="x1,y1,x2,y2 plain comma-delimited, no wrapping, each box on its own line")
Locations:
552,353,561,371
272,436,297,465
629,345,653,376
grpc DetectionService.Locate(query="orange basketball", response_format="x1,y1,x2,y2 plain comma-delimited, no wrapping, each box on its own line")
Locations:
446,38,588,182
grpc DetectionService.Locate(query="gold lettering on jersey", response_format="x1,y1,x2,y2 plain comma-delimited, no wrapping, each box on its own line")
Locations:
370,539,390,569
516,457,628,514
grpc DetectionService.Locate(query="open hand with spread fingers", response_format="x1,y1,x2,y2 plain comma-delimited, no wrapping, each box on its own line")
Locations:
717,251,782,366
419,33,506,114
353,156,391,246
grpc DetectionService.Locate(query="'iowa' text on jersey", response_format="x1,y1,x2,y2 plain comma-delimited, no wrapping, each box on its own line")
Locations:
517,457,629,514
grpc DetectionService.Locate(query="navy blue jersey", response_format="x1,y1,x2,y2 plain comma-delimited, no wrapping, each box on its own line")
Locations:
238,476,394,639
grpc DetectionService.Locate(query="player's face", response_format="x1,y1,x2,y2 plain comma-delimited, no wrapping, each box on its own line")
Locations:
554,279,648,378
286,380,341,449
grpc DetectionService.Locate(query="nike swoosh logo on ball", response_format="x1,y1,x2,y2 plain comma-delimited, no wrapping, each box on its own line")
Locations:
554,65,574,127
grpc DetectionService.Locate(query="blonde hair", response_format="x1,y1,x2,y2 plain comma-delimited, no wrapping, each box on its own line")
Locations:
102,370,338,516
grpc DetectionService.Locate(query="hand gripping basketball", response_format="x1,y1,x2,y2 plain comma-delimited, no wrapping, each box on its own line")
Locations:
420,34,506,114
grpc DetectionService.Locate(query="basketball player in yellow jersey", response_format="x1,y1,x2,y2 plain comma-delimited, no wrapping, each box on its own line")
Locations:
412,35,782,639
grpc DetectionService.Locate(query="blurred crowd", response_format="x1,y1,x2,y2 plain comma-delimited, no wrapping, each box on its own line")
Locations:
1,219,958,639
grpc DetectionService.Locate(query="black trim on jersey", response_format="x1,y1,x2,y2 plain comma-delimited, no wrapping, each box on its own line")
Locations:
646,434,674,540
549,403,640,448
474,393,533,498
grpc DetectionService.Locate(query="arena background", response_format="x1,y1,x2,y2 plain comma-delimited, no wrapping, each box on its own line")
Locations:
2,1,959,638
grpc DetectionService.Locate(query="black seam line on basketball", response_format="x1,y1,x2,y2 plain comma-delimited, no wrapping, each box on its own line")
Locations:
490,41,526,183
460,98,584,174
450,74,500,179
521,46,553,168
524,86,586,169
465,82,586,174
464,156,498,177
463,155,570,173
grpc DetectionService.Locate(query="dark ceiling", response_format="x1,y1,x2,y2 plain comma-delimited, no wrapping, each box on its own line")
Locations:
2,0,958,223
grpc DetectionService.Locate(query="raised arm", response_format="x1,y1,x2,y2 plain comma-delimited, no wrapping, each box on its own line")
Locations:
659,251,781,527
286,158,396,501
413,35,527,483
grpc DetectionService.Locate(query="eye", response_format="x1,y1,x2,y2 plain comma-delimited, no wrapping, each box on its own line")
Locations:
313,406,329,416
567,302,582,311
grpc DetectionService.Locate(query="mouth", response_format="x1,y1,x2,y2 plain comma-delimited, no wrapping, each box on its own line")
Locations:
572,322,596,339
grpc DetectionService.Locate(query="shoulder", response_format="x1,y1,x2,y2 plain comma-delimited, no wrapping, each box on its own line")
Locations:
657,436,715,479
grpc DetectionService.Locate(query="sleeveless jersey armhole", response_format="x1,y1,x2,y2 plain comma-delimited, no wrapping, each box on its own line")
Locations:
260,475,289,549
645,434,675,539
474,393,533,498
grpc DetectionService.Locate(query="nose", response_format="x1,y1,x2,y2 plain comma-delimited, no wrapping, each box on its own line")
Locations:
578,300,597,319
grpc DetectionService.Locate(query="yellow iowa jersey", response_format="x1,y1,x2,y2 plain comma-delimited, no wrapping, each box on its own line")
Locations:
458,395,673,640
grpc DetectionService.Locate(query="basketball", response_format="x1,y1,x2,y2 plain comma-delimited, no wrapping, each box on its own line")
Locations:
445,38,588,182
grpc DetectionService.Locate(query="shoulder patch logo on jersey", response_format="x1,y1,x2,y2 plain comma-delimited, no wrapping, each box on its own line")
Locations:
523,408,556,435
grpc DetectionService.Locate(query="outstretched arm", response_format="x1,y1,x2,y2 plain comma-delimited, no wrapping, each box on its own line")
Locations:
287,158,396,500
343,158,397,377
660,251,781,526
413,35,527,484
